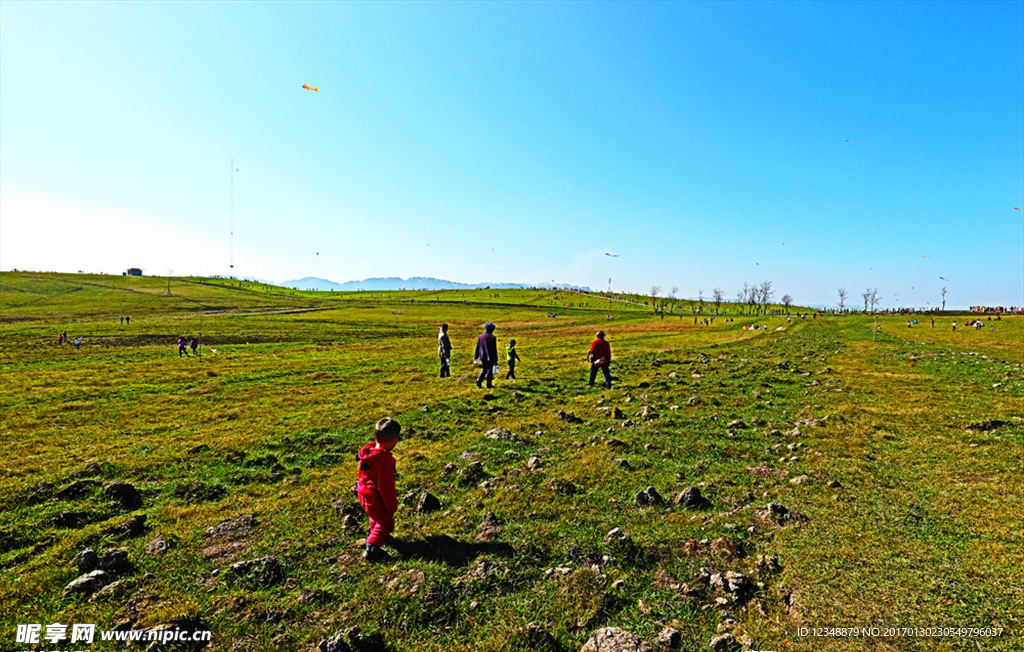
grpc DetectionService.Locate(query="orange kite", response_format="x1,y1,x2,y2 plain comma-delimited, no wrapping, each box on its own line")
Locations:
302,84,319,92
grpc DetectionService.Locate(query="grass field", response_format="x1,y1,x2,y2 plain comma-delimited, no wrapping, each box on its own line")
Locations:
1,272,1021,652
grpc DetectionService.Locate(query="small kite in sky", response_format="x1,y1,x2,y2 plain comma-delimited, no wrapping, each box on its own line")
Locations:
605,253,619,257
939,276,950,281
921,255,929,258
1015,207,1021,210
302,84,319,92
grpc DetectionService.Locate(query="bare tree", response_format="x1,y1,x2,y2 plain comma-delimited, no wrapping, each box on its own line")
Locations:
941,286,947,311
781,294,794,309
650,286,661,313
735,288,745,312
758,280,775,309
713,287,723,314
668,286,678,312
697,288,704,305
837,286,848,311
869,288,880,311
862,289,871,312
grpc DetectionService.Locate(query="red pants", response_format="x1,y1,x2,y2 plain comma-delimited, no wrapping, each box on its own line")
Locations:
359,493,394,546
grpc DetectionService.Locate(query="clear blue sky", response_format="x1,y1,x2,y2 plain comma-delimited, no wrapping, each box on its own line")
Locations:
2,1,1021,308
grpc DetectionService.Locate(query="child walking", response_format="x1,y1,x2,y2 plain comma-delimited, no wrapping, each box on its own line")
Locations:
505,339,521,380
356,417,401,562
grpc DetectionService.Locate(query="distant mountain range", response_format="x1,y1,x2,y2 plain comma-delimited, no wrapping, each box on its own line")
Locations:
280,276,592,292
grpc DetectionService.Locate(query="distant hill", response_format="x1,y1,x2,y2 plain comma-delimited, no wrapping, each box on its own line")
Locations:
280,276,592,292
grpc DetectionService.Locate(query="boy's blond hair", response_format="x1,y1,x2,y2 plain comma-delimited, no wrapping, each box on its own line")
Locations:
374,417,401,442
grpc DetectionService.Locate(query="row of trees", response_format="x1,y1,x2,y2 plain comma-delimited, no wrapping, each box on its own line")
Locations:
649,280,795,315
837,285,948,311
646,281,951,315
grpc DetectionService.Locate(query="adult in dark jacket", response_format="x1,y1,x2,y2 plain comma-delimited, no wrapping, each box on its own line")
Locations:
474,322,498,388
587,330,612,388
438,323,452,378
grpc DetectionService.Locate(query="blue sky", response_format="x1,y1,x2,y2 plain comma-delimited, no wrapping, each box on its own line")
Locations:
1,1,1021,308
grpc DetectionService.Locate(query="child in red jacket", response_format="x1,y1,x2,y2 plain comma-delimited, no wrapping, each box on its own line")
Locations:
356,417,401,562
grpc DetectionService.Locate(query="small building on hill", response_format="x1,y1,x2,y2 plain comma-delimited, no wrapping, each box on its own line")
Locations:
125,268,143,276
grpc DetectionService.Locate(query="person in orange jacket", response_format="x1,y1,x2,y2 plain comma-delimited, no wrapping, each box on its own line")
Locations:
356,417,401,562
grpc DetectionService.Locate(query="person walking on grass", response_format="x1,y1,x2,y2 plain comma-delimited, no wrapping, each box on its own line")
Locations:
588,330,612,389
178,337,189,357
438,323,452,378
356,417,401,563
474,323,498,388
505,339,521,380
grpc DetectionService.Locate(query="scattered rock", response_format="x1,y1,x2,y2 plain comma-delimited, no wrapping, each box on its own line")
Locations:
229,556,285,587
581,626,656,652
795,418,824,427
24,481,55,504
90,578,131,602
789,475,811,485
756,554,782,577
639,406,657,421
103,481,142,509
672,486,707,509
341,515,360,531
709,570,756,606
207,514,258,539
758,503,807,524
484,427,512,440
108,514,148,538
63,570,108,597
298,588,333,604
316,627,386,652
527,455,544,471
144,534,177,555
556,409,583,424
519,621,560,651
171,481,226,504
55,480,96,500
709,633,739,652
656,627,681,648
74,548,100,572
634,486,663,507
687,396,700,406
613,407,625,419
53,510,93,529
477,512,502,542
203,514,257,559
966,419,1009,432
551,479,579,496
726,420,748,429
417,492,441,513
96,548,133,574
458,462,490,486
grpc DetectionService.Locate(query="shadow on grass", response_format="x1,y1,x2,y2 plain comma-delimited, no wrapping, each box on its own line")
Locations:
392,535,514,567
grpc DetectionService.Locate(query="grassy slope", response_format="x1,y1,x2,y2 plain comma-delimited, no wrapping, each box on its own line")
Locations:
1,272,1021,651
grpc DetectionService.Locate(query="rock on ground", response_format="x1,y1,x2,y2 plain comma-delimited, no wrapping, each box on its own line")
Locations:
103,481,142,509
315,627,385,652
580,627,656,652
634,486,663,507
63,570,108,597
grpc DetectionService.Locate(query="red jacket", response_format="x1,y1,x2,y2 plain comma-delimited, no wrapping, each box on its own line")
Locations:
588,338,611,367
356,443,398,513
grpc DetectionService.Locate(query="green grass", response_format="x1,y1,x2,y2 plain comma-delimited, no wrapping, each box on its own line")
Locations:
1,272,1021,651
